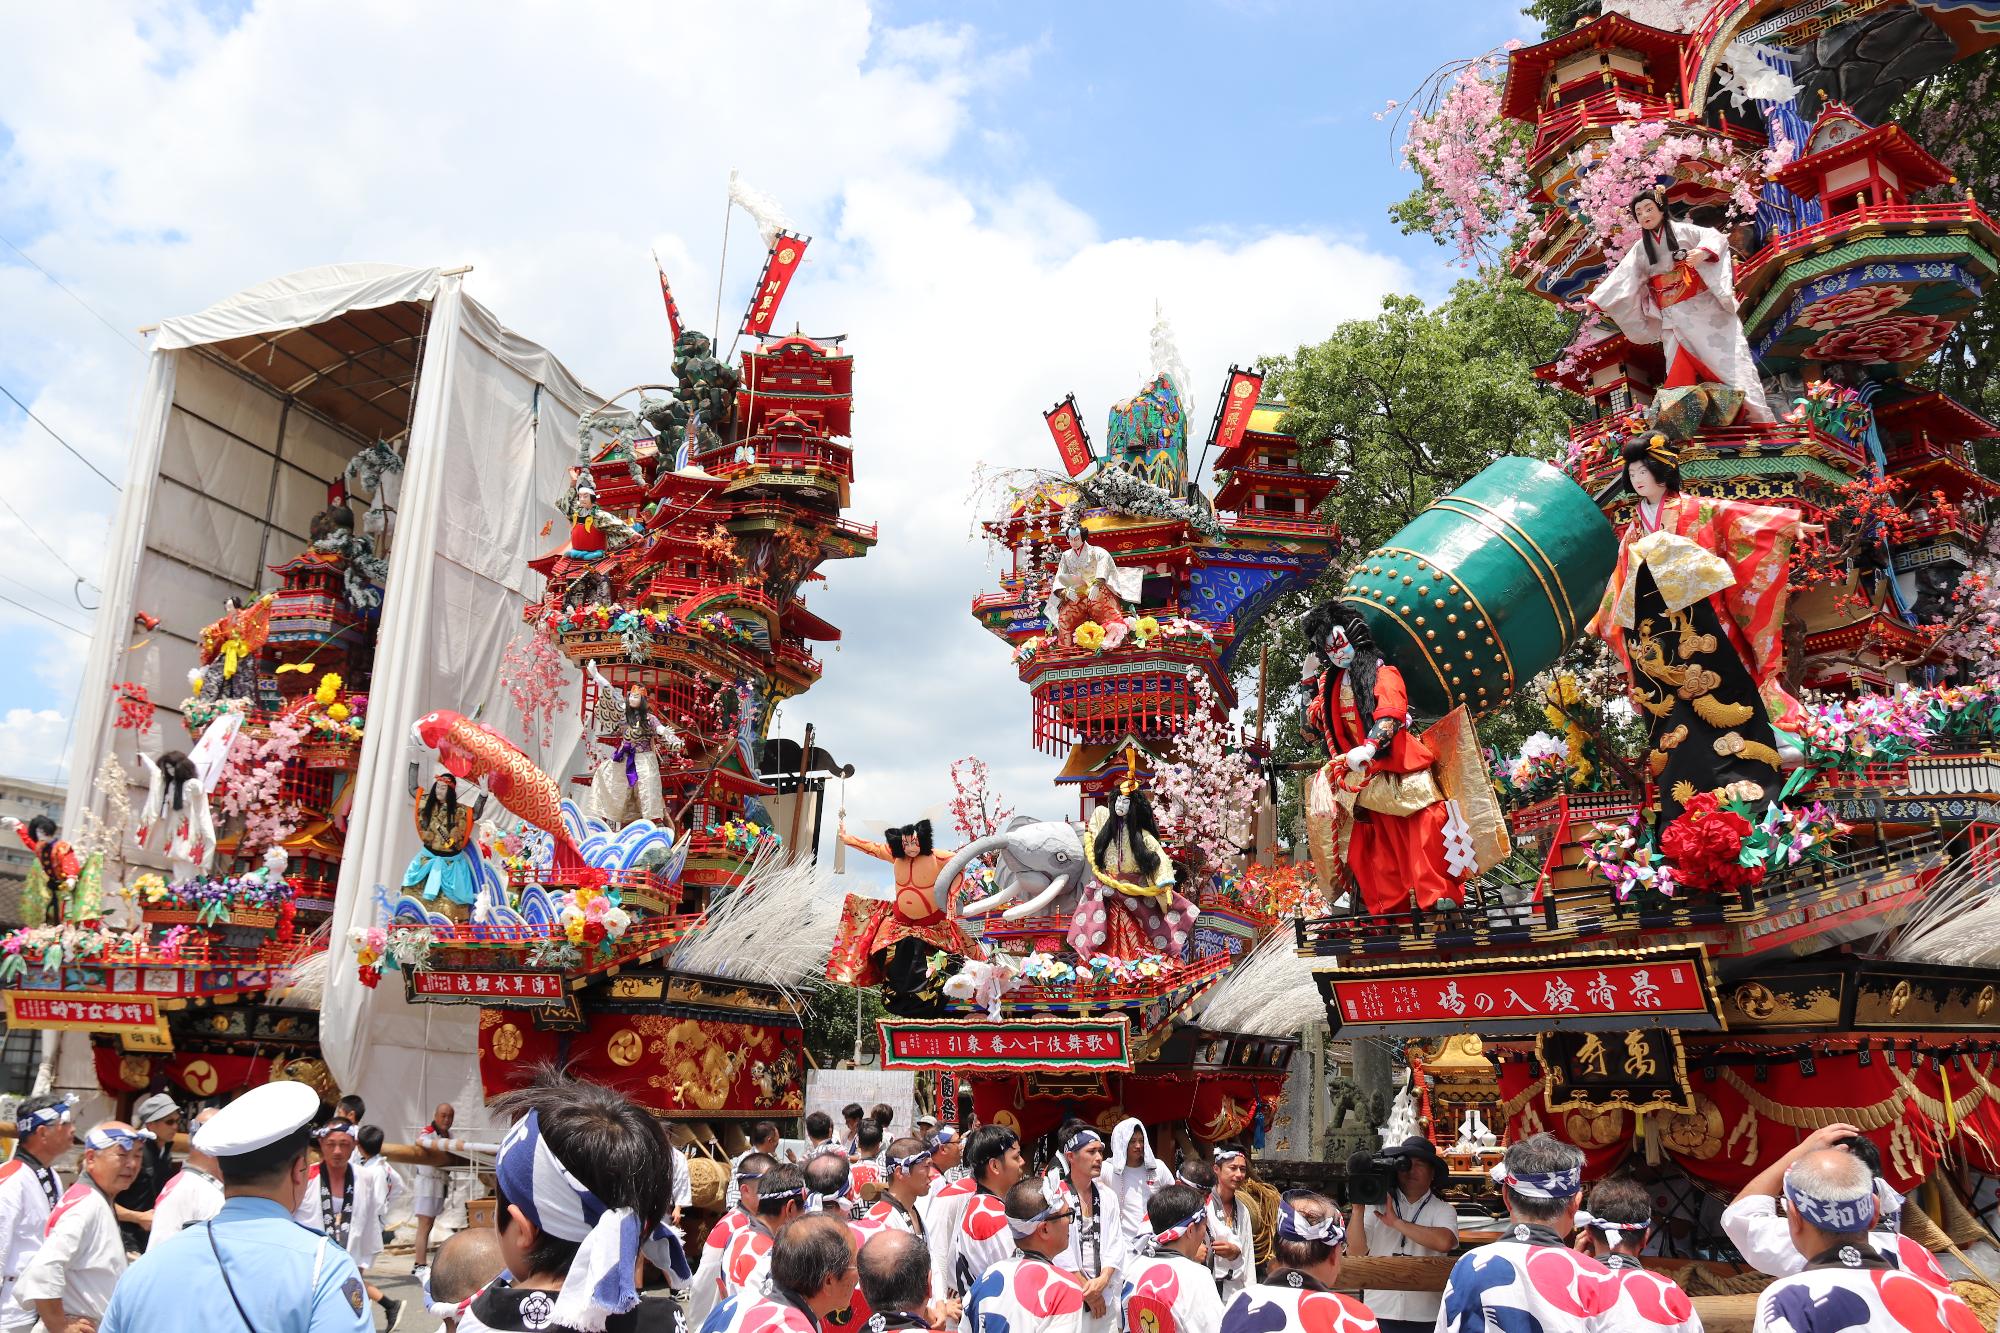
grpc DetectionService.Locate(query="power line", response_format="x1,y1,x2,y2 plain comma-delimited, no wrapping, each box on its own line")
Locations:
0,487,93,589
0,380,122,491
0,569,85,623
0,588,90,639
0,233,144,352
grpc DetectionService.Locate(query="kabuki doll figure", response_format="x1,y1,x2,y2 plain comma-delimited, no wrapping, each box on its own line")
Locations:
1588,434,1823,827
1078,780,1199,959
1043,510,1143,651
402,771,489,921
192,593,275,701
560,476,636,561
135,750,216,882
1299,600,1466,917
1589,186,1775,428
0,814,97,926
584,659,683,829
1218,1191,1378,1333
828,818,982,1017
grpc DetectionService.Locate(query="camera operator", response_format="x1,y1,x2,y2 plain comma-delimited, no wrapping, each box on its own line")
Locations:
1345,1137,1458,1333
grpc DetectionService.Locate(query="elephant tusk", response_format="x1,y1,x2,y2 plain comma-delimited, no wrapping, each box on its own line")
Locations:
959,884,1018,918
934,832,1011,913
1001,872,1070,920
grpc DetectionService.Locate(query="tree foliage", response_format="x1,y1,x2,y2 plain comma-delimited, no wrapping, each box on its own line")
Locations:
1241,276,1583,836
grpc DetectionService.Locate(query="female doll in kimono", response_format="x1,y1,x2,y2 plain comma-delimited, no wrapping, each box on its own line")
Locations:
1587,434,1823,826
136,750,216,882
1077,785,1199,959
1590,187,1775,427
402,771,489,920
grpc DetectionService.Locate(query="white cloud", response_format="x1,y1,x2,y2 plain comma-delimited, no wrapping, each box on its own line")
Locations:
0,708,69,782
0,0,1410,826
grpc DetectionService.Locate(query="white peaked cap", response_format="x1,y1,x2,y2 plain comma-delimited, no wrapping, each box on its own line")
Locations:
194,1081,322,1157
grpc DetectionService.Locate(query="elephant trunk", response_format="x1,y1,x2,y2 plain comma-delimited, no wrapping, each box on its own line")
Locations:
935,833,1009,913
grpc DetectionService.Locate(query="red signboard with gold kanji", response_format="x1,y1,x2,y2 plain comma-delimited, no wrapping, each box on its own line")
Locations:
408,969,568,1006
741,232,810,337
1045,395,1095,478
878,1017,1131,1072
1314,946,1721,1036
5,991,166,1037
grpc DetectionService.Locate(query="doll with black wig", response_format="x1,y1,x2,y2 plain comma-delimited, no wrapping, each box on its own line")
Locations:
1588,186,1774,424
831,816,982,1014
1586,433,1823,826
136,748,216,881
1298,599,1465,916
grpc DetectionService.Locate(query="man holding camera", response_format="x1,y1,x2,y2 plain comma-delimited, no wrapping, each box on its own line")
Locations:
1345,1137,1458,1333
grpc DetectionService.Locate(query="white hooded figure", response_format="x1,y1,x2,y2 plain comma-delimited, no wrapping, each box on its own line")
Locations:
1102,1118,1173,1261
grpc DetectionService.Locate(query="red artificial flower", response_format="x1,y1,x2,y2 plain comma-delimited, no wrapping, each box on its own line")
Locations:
1661,793,1764,894
358,964,381,989
583,920,606,945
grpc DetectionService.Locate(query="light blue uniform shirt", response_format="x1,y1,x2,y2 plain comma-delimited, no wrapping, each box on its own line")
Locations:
101,1195,372,1333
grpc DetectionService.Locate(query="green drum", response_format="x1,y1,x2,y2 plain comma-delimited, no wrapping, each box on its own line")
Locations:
1340,457,1617,717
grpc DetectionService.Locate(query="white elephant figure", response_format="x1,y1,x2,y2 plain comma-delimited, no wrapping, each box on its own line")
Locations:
932,815,1089,921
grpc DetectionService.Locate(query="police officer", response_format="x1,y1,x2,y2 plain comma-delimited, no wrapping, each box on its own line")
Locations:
99,1081,372,1333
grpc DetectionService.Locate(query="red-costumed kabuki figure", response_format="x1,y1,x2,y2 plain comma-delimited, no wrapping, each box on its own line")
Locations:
1300,600,1467,917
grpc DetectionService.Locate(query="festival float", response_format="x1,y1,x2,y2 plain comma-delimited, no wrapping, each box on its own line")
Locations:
351,215,863,1143
1290,0,2000,1274
847,341,1344,1157
0,466,396,1105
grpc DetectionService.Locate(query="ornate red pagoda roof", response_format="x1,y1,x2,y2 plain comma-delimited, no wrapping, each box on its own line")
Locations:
1212,465,1337,513
1875,389,2000,445
1532,333,1664,395
1803,606,1932,659
1770,121,1953,200
779,599,840,643
740,334,853,438
1500,12,1690,124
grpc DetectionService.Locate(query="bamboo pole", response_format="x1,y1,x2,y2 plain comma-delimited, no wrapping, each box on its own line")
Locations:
0,1128,476,1168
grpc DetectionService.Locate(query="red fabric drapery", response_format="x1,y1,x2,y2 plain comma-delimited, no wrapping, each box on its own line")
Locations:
91,1045,273,1103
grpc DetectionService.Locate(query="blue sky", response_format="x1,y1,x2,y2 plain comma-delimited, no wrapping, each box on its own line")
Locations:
0,1,1538,822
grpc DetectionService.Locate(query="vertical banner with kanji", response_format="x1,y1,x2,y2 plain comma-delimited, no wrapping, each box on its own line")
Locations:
1045,394,1095,477
740,232,810,337
653,250,684,343
1203,368,1264,461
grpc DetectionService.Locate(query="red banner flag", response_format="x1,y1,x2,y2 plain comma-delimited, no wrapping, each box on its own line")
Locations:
1203,367,1264,462
1044,394,1094,477
653,250,683,343
740,231,810,337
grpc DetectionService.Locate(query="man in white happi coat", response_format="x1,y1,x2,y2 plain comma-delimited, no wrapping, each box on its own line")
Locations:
15,1122,146,1333
146,1109,225,1246
294,1119,400,1329
1436,1134,1620,1333
1048,1124,1122,1331
0,1097,73,1329
1119,1183,1223,1333
689,1152,774,1332
1721,1121,1951,1291
1218,1190,1378,1333
922,1128,966,1214
1572,1177,1701,1333
930,1126,1025,1301
1752,1149,1982,1333
1102,1120,1171,1271
1199,1148,1257,1301
962,1178,1086,1333
1345,1137,1457,1333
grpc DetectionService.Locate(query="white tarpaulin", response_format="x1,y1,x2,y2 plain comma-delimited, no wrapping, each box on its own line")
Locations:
60,264,597,1139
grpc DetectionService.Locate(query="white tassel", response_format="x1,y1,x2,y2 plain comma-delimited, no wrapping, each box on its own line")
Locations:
1148,300,1193,409
667,846,842,1000
832,777,847,875
728,170,798,251
1440,799,1479,879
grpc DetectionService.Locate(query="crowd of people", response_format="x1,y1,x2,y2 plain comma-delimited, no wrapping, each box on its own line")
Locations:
0,1076,1985,1333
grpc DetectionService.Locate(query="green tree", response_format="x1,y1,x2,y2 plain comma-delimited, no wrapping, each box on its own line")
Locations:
798,979,888,1068
1242,275,1583,838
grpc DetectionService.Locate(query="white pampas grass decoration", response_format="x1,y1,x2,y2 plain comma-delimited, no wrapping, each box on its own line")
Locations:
1148,300,1194,410
1886,832,2000,967
668,841,842,1001
1198,928,1327,1038
728,170,798,250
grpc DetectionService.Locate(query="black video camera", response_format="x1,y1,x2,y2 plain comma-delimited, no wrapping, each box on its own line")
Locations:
1344,1149,1403,1207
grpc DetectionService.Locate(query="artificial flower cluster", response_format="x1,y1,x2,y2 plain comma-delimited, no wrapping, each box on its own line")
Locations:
1580,814,1680,904
1130,616,1214,648
1797,691,1933,773
349,922,436,989
556,602,759,648
1493,738,1571,807
1659,790,1763,895
111,681,154,735
1073,620,1108,651
142,871,297,924
1784,379,1872,445
0,924,150,978
1011,636,1046,666
180,695,250,731
703,818,773,855
1232,860,1328,922
1007,951,1174,988
554,885,633,949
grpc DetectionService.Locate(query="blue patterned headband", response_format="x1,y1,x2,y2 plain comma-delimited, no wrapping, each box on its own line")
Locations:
85,1126,155,1151
1784,1167,1875,1235
16,1097,74,1135
1153,1206,1207,1242
1504,1165,1582,1201
1064,1129,1102,1154
1276,1191,1345,1246
1008,1175,1075,1237
889,1147,932,1174
1212,1146,1247,1165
